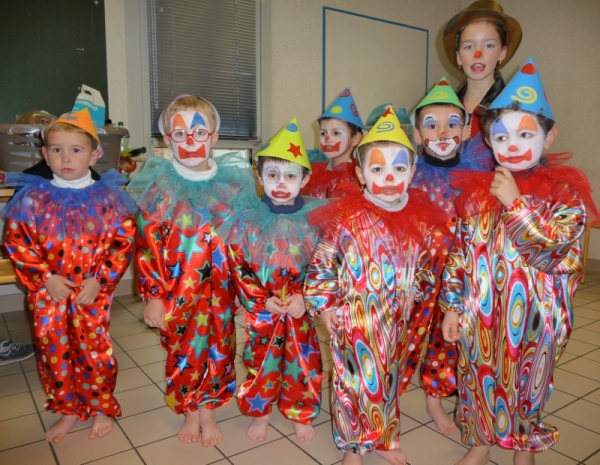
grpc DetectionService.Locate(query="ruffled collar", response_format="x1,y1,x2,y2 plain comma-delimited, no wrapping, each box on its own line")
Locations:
51,171,94,189
172,158,217,181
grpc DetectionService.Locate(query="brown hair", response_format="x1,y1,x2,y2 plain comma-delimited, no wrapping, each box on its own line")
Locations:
355,141,416,167
256,155,310,178
318,117,362,137
456,19,508,52
480,102,555,139
162,96,217,133
414,103,466,130
44,122,98,150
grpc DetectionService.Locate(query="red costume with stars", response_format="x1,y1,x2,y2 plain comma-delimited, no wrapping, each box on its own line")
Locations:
218,195,324,424
127,157,255,415
4,171,137,421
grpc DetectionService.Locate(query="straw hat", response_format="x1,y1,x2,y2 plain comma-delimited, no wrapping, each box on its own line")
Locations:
443,0,522,70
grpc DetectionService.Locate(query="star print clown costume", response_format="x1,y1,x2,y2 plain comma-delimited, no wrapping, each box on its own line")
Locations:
301,88,364,199
218,119,325,424
126,96,255,415
3,109,137,421
304,110,446,455
401,78,495,398
439,59,599,452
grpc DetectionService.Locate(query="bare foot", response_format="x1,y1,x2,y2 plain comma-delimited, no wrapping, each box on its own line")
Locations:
45,415,77,443
90,415,113,439
514,451,535,465
456,445,491,465
247,415,269,442
292,421,315,441
199,406,222,447
375,449,407,465
179,410,201,443
342,451,363,465
426,394,458,435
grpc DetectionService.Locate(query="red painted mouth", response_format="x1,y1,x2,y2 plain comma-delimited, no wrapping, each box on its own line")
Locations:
471,63,486,73
321,141,342,152
372,181,404,196
271,190,291,199
497,149,533,164
178,145,206,159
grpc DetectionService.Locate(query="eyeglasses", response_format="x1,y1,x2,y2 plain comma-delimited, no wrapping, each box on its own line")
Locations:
166,128,213,143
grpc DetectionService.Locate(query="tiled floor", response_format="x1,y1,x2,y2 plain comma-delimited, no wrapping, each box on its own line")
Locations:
2,274,600,464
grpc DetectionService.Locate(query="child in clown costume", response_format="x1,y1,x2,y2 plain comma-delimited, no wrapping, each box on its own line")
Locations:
301,88,363,198
218,119,324,442
126,95,255,446
3,108,137,443
441,59,598,465
305,109,447,465
400,78,495,435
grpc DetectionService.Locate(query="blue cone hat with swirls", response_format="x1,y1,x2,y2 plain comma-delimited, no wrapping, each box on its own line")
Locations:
488,57,554,121
321,88,365,130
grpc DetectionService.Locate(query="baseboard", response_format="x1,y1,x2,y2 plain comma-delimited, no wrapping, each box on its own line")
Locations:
0,278,138,315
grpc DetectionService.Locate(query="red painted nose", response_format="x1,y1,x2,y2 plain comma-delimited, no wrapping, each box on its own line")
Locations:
474,50,483,58
508,144,519,152
385,174,394,182
187,135,195,144
440,130,447,136
325,135,330,141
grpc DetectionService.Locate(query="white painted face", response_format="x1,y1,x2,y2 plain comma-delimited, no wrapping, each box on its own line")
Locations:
166,110,215,168
419,107,464,159
319,119,351,159
358,145,415,204
489,110,546,171
259,160,309,206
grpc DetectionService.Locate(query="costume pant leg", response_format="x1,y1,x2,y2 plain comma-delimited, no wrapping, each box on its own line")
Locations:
31,289,121,420
277,313,322,424
237,310,282,417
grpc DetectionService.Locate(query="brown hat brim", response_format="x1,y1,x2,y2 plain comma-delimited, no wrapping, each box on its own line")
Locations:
443,8,522,70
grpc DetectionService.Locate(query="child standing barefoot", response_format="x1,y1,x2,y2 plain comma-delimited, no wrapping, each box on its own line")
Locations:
4,109,137,442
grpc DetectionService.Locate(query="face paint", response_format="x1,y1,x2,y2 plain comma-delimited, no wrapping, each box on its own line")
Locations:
489,110,546,170
361,146,413,204
169,110,213,168
419,107,464,159
319,119,351,159
260,161,304,205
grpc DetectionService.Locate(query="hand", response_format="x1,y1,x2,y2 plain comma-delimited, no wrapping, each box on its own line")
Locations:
74,277,101,304
319,310,339,336
265,296,287,314
490,166,521,207
45,275,78,302
442,311,461,343
284,293,306,319
406,290,416,319
144,299,167,330
234,295,245,315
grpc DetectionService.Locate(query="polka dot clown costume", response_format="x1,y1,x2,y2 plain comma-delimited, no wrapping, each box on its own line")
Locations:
3,108,138,421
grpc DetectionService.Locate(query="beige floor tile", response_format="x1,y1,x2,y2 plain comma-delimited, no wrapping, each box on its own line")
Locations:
584,348,600,363
554,368,600,397
215,415,283,456
31,389,48,412
321,386,332,413
3,310,29,321
584,321,600,333
111,339,124,354
400,388,441,425
156,380,166,393
0,331,11,341
0,413,46,450
138,435,226,464
229,437,318,465
570,328,600,346
399,425,467,465
114,367,153,393
235,361,248,387
574,316,596,329
126,345,167,366
584,388,600,406
109,310,141,326
5,317,32,332
490,444,576,465
51,423,132,465
288,421,343,464
0,319,7,333
236,341,244,359
545,414,600,461
0,360,24,377
266,406,331,437
573,291,600,302
217,397,244,422
140,360,165,383
0,440,55,465
86,449,145,465
556,352,577,366
0,372,29,397
118,405,180,446
114,351,136,370
585,450,600,464
113,331,160,351
553,399,600,434
25,368,42,390
0,391,36,421
574,306,600,320
543,389,578,414
559,357,600,382
581,300,600,311
20,355,38,372
8,328,33,344
108,321,152,339
117,384,165,418
564,339,598,356
115,294,144,305
574,296,595,307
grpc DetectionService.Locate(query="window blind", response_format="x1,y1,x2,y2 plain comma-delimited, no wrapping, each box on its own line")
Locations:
147,0,257,140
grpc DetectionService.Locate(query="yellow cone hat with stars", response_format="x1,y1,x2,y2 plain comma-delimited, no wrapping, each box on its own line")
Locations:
358,106,414,152
255,118,311,170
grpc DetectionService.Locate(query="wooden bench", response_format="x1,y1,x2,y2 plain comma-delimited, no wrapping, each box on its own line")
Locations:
0,258,16,284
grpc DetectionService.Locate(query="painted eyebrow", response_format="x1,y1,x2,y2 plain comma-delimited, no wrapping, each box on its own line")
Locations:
448,114,462,124
491,118,509,136
392,149,409,166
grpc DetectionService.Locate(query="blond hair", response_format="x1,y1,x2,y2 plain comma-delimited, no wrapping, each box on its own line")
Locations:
162,96,218,133
43,122,98,150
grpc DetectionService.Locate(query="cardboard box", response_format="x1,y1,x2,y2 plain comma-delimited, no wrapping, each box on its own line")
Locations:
0,124,128,175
